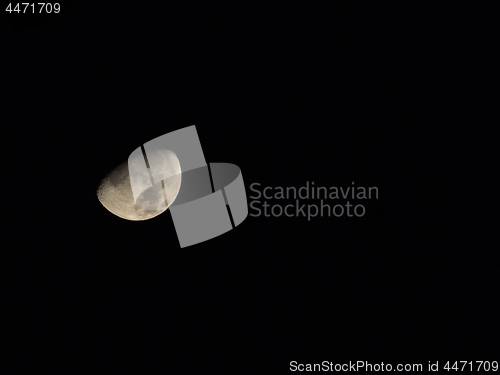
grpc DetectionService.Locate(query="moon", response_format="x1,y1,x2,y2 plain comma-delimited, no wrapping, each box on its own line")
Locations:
97,149,182,221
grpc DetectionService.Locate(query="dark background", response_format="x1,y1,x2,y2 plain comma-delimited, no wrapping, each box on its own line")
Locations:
2,2,497,372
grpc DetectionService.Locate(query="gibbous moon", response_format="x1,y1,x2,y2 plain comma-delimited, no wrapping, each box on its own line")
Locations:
97,149,182,221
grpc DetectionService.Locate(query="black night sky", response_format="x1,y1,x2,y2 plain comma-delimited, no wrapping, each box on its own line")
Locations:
2,2,497,372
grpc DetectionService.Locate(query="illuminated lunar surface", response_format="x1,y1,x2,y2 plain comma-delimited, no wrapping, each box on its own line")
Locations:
97,150,181,221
